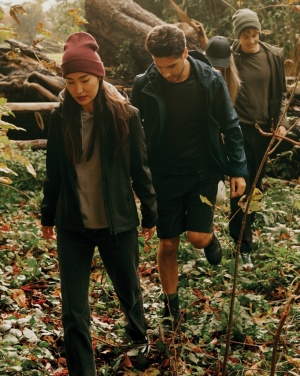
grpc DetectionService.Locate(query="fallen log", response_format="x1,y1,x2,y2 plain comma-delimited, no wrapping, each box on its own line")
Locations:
6,102,59,112
11,139,47,149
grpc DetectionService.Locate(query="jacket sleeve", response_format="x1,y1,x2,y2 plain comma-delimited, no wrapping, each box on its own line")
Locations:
129,106,157,229
40,110,62,226
211,73,248,178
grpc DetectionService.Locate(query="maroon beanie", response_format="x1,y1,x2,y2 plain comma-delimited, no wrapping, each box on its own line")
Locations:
61,32,105,78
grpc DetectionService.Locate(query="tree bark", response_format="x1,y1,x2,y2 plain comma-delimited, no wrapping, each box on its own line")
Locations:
84,0,200,74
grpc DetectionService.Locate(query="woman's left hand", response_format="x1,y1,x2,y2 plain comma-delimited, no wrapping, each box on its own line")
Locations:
141,226,156,241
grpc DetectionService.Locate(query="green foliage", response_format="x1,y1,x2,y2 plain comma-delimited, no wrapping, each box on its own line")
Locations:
135,0,300,58
113,40,137,80
266,146,300,180
0,98,36,186
0,149,300,374
1,0,87,54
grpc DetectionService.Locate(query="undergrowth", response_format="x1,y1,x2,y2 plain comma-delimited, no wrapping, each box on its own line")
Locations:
0,148,299,375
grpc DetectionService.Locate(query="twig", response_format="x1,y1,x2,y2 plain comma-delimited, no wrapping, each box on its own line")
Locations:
220,0,236,11
270,281,300,376
222,124,279,375
0,181,32,199
91,333,118,347
255,123,300,147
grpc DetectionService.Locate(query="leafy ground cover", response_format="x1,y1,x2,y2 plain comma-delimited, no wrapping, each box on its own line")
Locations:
0,148,300,376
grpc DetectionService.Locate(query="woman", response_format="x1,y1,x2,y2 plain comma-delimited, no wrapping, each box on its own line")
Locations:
40,31,157,376
205,35,241,104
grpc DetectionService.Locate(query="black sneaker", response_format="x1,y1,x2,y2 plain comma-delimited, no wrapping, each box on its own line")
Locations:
161,295,182,334
204,234,222,265
127,336,150,357
240,252,253,270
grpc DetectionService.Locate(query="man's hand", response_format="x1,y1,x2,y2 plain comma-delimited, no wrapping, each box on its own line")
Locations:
275,125,287,138
230,177,246,198
141,226,156,241
41,226,56,242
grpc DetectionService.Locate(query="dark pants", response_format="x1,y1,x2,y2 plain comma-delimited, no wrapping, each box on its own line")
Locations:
56,227,147,376
229,124,270,253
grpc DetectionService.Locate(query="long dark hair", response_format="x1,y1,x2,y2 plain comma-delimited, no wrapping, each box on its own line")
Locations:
62,80,130,164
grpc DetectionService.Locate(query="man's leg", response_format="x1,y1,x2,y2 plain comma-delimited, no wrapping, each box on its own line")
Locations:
157,237,180,295
186,177,222,266
188,231,222,265
157,236,182,326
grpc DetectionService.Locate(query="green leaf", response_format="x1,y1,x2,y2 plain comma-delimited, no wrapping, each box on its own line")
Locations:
238,188,264,213
200,195,213,206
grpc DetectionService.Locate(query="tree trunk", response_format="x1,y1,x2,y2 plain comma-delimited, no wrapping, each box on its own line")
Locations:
84,0,200,74
0,39,64,102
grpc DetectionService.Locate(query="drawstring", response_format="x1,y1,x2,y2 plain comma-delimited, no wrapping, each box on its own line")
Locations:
80,111,84,151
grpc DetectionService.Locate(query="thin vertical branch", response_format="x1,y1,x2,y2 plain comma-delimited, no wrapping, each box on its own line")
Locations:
221,133,277,375
270,281,300,376
222,69,300,376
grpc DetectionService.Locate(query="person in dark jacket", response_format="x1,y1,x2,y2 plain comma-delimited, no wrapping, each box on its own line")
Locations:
229,9,288,270
40,32,157,376
131,24,247,330
205,35,241,105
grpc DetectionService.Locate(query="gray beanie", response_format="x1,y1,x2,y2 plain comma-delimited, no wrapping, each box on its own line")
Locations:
232,8,261,38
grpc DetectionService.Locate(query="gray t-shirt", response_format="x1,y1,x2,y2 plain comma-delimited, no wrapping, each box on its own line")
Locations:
74,111,108,229
235,47,271,127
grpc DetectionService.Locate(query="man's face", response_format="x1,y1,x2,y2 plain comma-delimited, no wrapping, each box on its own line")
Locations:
153,48,188,83
239,28,260,54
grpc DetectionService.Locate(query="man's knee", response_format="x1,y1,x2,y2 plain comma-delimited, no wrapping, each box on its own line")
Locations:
188,231,213,249
159,237,179,254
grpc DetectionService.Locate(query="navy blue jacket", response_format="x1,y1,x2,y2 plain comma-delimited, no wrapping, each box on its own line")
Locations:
41,103,157,234
131,51,248,178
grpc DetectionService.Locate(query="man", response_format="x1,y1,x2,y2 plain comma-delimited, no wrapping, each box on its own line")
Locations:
230,9,288,270
131,24,247,328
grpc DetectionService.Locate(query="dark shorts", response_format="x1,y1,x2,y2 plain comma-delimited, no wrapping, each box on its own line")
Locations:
152,172,220,239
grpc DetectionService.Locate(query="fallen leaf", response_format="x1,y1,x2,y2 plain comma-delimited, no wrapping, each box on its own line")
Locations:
11,289,26,307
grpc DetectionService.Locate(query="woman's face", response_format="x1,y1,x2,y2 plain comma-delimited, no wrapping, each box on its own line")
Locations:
239,29,260,54
64,72,100,113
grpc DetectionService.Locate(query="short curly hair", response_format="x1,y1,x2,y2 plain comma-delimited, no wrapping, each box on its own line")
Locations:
145,24,186,58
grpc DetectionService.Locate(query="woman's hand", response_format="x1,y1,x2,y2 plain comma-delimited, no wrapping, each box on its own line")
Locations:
41,226,57,242
141,226,156,241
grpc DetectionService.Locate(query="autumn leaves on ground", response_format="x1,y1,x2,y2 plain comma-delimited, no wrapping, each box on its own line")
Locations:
0,149,300,375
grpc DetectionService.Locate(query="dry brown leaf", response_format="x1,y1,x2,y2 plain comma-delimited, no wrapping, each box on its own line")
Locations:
121,353,133,369
9,5,26,26
11,288,26,307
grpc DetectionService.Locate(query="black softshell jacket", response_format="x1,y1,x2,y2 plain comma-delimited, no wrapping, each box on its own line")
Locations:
131,51,248,179
41,104,157,234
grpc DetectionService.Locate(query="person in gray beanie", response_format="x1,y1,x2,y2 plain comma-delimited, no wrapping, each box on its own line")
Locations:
229,9,288,270
232,8,261,39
